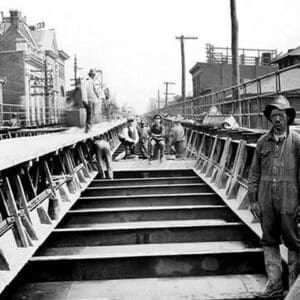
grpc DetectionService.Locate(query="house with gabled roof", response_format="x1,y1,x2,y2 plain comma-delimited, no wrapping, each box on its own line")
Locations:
0,10,69,126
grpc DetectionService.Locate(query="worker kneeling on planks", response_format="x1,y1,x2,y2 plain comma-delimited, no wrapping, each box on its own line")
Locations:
94,137,113,179
248,95,300,298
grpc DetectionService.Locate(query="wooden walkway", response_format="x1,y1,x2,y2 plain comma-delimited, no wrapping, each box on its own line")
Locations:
0,121,124,172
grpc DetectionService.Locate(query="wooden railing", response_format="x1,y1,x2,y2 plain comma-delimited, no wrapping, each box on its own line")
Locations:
148,63,300,130
0,120,125,294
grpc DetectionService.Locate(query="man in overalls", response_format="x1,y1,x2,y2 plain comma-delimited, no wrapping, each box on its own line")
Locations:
248,95,300,298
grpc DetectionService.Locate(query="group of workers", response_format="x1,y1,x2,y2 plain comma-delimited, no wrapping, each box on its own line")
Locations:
83,69,299,298
118,113,186,162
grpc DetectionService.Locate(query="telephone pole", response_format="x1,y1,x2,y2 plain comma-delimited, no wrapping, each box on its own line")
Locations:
71,54,83,87
74,55,78,86
163,82,175,106
230,0,241,123
176,35,198,102
157,89,161,110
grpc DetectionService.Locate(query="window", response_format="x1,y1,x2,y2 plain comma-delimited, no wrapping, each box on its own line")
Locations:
58,63,65,80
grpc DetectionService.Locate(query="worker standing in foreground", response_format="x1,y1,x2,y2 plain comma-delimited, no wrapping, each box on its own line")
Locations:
81,68,100,133
248,95,300,298
149,114,166,162
168,114,186,158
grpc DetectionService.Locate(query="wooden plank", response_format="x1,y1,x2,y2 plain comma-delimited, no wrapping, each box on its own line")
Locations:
69,205,227,214
9,275,267,300
0,121,125,172
54,220,242,232
31,241,262,260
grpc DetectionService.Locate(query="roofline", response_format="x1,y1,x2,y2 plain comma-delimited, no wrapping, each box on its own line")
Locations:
189,62,202,74
271,51,300,64
58,50,70,60
45,49,58,59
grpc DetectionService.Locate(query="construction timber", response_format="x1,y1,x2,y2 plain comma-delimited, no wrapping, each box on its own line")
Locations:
1,61,300,298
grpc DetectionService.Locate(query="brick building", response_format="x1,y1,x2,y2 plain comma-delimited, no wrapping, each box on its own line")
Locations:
271,46,300,69
190,44,278,98
0,10,69,126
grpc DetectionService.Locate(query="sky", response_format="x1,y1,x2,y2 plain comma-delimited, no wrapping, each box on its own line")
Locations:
1,0,300,113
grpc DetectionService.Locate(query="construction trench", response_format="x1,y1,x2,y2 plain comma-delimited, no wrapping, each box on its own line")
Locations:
0,118,298,299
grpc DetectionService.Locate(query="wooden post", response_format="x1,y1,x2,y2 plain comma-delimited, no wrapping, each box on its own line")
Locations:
5,177,29,247
230,0,241,124
43,160,61,220
175,35,198,102
15,175,32,223
180,36,185,101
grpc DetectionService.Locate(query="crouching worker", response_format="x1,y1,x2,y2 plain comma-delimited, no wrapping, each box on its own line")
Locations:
94,138,113,179
248,95,300,298
118,118,139,159
149,114,165,162
168,115,186,158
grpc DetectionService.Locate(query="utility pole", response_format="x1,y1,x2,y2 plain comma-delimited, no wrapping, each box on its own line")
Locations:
44,59,49,124
163,82,175,106
230,0,241,123
74,55,78,86
157,89,161,110
176,35,198,102
71,54,83,87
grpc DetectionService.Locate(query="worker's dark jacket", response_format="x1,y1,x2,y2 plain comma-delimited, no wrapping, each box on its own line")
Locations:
248,129,300,250
149,124,165,141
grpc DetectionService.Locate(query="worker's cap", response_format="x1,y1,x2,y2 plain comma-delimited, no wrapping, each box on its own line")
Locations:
127,117,135,123
153,114,162,120
263,95,296,125
88,68,97,76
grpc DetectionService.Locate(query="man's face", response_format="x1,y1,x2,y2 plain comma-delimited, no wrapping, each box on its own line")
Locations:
270,109,287,134
154,118,160,124
89,73,96,79
128,120,134,127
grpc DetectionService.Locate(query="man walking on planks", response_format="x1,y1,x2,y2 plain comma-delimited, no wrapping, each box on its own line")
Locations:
248,95,300,298
82,68,101,133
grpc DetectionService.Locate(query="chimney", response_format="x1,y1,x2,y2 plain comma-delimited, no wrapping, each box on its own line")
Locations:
9,10,22,26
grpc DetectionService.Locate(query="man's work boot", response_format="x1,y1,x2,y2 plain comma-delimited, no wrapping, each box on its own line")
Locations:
85,124,91,133
107,168,114,180
256,246,283,298
288,249,300,288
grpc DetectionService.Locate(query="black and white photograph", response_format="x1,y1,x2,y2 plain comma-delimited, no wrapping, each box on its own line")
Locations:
0,0,299,299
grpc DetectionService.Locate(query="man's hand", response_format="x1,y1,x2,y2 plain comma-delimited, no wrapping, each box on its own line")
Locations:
250,202,261,220
293,205,300,223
